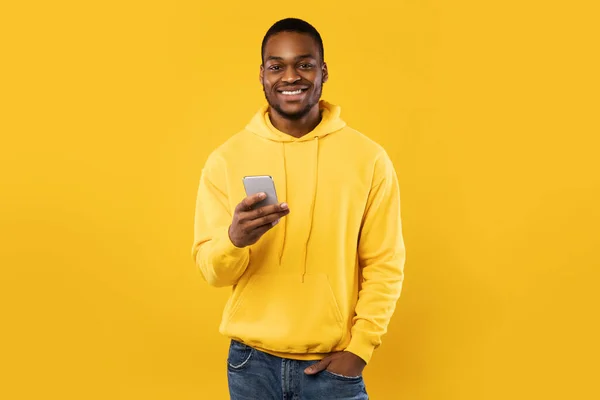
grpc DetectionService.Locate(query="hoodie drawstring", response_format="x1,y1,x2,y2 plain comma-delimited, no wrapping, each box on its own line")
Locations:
301,137,319,283
278,141,287,266
247,101,345,281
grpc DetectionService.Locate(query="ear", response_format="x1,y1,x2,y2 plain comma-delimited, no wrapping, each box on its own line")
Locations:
322,62,329,83
259,64,264,83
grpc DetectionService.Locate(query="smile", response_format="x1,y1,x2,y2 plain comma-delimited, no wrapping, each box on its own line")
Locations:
277,87,309,95
281,89,303,95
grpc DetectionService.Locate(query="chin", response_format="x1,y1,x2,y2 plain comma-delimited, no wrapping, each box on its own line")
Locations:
280,105,305,114
268,101,304,117
283,108,312,120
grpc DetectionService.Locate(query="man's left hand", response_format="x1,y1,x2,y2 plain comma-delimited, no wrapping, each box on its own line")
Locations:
304,351,366,377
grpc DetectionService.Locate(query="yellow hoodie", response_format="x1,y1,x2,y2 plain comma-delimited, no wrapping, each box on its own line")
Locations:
192,100,405,364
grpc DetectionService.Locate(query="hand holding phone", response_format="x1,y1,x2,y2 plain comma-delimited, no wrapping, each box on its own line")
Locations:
228,176,290,248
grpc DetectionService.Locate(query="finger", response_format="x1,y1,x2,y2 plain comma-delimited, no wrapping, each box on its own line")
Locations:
242,202,289,221
243,223,273,245
304,357,331,375
236,193,267,212
245,209,289,230
248,224,273,241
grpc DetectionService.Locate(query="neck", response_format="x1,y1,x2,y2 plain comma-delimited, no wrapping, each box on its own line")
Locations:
268,104,321,138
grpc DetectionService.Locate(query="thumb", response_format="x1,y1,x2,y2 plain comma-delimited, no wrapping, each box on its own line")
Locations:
304,357,331,375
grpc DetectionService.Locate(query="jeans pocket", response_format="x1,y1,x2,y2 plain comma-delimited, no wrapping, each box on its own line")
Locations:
323,370,363,382
227,340,254,370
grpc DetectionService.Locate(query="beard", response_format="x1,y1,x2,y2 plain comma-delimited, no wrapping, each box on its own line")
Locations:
262,82,323,121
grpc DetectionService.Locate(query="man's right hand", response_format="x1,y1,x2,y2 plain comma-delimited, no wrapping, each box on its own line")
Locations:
228,193,290,248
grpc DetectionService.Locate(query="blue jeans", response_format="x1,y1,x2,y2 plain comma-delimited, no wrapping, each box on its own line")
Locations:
227,340,369,400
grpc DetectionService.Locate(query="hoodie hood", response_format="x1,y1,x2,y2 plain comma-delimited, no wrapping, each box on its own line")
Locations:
245,100,347,142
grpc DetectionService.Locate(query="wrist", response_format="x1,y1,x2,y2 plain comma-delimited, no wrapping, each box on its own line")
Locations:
345,351,366,367
345,334,375,365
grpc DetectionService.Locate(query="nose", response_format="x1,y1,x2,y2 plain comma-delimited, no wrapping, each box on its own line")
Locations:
282,66,301,84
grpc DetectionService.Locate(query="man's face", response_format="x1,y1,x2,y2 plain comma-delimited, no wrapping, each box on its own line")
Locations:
260,31,328,120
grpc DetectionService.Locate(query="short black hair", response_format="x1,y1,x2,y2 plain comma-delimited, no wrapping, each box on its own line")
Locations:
261,18,324,64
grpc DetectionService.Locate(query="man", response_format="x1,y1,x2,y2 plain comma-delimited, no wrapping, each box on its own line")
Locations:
192,18,405,400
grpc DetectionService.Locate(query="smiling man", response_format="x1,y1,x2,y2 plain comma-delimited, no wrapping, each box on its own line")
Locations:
192,18,406,400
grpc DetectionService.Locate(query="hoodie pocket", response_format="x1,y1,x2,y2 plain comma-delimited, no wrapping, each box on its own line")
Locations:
225,273,344,353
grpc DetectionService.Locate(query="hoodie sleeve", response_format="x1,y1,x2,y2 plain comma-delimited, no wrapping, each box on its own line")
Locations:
345,151,406,364
192,153,250,287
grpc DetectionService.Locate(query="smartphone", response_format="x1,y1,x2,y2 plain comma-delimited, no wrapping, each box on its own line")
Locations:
242,175,279,209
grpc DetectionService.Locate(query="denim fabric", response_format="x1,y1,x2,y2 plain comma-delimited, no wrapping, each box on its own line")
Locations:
227,340,369,400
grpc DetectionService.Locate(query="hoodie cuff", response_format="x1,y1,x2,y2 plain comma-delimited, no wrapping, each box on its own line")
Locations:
212,226,249,260
345,333,377,365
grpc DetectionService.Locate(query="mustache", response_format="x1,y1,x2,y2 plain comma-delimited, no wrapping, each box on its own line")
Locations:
274,82,311,90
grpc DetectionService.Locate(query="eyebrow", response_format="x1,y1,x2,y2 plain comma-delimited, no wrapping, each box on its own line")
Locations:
266,54,315,62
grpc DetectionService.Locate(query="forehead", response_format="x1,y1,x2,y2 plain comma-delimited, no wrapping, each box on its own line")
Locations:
263,31,320,61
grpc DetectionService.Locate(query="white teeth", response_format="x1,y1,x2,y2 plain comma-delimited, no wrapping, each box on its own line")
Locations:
281,90,302,95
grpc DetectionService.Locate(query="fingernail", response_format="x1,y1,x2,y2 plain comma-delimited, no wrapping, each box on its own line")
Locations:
272,219,279,226
259,193,267,199
281,202,288,210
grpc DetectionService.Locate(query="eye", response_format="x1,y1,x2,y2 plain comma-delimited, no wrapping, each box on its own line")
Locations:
299,63,314,69
268,65,282,71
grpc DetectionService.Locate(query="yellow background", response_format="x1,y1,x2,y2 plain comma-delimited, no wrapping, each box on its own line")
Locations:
1,1,599,399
